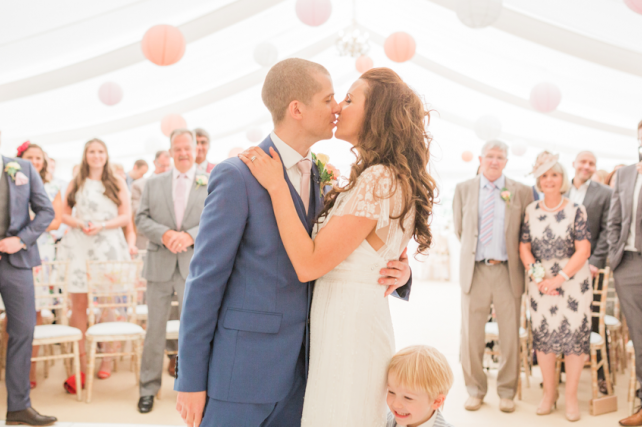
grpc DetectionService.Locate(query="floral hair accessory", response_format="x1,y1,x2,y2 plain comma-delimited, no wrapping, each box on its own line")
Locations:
16,141,30,157
531,152,560,179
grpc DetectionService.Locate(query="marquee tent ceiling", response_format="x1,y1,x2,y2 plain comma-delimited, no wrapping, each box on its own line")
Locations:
0,0,640,186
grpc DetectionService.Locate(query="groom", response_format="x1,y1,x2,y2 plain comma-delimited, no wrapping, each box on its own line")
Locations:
175,59,412,427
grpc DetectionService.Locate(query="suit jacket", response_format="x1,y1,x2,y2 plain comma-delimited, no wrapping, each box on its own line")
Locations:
453,175,533,298
131,177,148,249
607,164,639,270
175,136,411,404
135,170,207,282
1,156,54,269
565,180,613,268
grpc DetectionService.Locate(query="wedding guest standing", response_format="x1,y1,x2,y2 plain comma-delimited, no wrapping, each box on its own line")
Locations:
126,159,148,189
519,152,591,422
194,128,216,173
609,120,642,427
0,138,57,426
135,129,207,414
59,138,132,385
453,140,533,414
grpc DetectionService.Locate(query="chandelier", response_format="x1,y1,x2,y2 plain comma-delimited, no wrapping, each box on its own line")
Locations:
335,28,370,58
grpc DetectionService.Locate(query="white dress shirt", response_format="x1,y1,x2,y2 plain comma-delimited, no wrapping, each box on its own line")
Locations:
172,165,196,212
569,179,590,205
270,131,313,197
625,172,642,252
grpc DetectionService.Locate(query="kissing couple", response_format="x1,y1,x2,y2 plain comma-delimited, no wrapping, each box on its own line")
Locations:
175,59,437,427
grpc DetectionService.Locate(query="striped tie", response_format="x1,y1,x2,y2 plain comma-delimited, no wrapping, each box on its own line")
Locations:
480,183,495,247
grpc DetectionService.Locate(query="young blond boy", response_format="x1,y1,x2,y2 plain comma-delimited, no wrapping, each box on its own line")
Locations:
386,346,454,427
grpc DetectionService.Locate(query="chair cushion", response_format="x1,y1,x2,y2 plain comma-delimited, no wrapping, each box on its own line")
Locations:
590,332,604,346
34,325,82,340
627,340,634,350
86,322,144,336
127,305,148,317
604,315,621,327
485,322,527,339
166,320,180,339
41,309,54,319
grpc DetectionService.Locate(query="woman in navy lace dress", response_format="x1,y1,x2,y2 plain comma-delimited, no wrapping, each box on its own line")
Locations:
519,153,592,422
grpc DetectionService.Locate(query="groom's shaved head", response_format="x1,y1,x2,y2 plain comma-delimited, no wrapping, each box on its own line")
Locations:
262,58,330,124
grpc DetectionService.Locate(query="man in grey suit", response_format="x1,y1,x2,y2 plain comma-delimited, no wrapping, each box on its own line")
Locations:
0,143,57,425
453,140,533,413
609,121,642,427
135,129,207,414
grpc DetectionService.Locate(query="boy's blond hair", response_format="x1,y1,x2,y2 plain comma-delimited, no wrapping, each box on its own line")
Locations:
387,345,454,399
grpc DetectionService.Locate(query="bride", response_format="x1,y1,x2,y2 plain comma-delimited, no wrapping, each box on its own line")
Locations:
239,67,436,426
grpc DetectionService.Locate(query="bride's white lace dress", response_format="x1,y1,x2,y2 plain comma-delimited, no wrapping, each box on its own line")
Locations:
301,165,415,427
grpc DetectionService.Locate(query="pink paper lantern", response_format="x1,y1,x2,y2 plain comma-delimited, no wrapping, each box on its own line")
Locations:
355,56,373,74
228,147,244,158
141,25,186,66
530,82,562,113
625,0,642,14
384,32,416,63
160,114,187,137
295,0,332,27
98,82,123,106
462,151,474,162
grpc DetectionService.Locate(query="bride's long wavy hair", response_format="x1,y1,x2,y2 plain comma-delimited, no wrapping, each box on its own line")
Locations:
318,68,437,255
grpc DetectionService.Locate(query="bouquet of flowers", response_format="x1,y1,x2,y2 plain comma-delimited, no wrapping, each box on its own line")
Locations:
528,261,546,283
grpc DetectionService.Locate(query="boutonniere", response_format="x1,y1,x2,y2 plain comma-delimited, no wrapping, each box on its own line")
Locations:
4,161,29,185
500,187,512,204
311,152,338,192
195,175,208,188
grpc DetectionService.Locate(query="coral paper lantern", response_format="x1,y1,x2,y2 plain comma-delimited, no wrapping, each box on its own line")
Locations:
474,115,502,140
98,82,123,106
530,82,562,113
384,32,416,63
511,139,528,156
625,0,642,14
228,147,244,158
457,0,503,28
462,151,474,162
295,0,332,27
355,56,373,73
254,43,278,67
246,128,264,143
141,25,186,66
160,114,187,137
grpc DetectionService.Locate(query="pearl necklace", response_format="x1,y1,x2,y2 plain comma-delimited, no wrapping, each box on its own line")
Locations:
541,198,564,212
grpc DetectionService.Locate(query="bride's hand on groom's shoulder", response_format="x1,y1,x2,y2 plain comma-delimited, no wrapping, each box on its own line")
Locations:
239,146,286,193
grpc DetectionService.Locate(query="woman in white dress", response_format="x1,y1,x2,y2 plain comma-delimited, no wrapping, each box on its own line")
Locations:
59,139,132,384
240,68,437,426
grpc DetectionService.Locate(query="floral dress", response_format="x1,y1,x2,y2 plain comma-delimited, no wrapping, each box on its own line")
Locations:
520,200,592,355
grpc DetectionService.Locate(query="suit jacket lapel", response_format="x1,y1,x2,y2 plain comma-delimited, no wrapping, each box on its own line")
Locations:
623,166,637,221
181,176,200,225
582,181,597,209
2,156,14,223
471,175,480,233
162,173,177,229
504,177,516,234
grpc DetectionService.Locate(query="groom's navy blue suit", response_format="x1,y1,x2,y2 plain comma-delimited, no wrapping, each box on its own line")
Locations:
175,136,411,426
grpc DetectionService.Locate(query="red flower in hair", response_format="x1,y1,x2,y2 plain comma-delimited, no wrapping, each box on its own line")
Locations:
16,141,30,157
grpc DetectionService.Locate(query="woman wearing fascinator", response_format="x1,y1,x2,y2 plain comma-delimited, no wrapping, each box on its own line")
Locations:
518,152,592,422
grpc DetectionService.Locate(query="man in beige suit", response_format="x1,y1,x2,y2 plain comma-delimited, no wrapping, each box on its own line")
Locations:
453,140,533,413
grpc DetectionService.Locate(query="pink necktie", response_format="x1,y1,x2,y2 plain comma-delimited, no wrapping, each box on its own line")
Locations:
174,174,188,230
297,159,312,214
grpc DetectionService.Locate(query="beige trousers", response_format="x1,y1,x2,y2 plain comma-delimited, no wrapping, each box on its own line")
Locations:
461,262,521,399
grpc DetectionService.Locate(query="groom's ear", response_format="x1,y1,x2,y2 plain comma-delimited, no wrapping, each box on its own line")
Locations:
288,100,304,121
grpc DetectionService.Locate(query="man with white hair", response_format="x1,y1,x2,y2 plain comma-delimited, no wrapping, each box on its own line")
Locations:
453,140,533,413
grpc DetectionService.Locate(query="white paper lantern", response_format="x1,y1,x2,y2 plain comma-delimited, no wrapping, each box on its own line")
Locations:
246,128,264,143
510,139,528,156
145,136,166,154
456,0,503,28
295,0,332,27
253,43,278,67
98,82,123,106
474,115,502,140
530,82,562,113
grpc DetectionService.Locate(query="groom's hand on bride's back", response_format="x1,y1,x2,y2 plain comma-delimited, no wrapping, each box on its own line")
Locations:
379,247,411,297
176,391,206,427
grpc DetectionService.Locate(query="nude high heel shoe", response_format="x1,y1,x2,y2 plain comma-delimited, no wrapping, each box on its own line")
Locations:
536,391,559,415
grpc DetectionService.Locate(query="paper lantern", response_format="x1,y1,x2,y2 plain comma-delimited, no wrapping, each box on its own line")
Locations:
462,151,474,162
98,82,123,106
530,82,562,113
246,128,264,143
511,139,528,156
145,136,166,153
254,43,278,67
160,114,187,137
295,0,332,27
625,0,642,14
474,115,502,140
141,25,186,66
228,147,244,158
355,56,373,73
384,32,416,63
456,0,503,28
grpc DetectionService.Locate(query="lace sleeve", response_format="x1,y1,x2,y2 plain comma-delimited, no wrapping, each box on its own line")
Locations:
573,205,590,242
520,213,531,243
